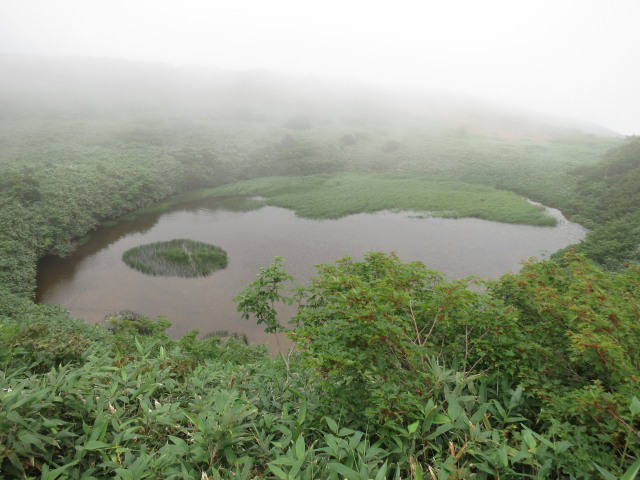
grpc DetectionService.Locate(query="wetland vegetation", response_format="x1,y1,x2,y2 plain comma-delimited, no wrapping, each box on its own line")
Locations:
122,239,228,277
206,174,557,225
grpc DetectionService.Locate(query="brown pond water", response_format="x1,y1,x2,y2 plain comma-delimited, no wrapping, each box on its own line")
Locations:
37,196,586,349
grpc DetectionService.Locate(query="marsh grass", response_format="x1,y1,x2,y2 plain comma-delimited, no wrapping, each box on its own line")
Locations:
122,239,227,277
207,173,558,226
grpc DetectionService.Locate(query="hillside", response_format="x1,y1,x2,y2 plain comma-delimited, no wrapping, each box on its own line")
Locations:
552,137,640,268
0,55,621,139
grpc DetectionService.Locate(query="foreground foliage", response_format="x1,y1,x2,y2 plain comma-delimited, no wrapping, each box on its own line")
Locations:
286,252,640,477
3,252,636,478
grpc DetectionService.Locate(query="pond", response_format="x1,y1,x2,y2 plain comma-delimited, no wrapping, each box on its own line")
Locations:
37,196,586,348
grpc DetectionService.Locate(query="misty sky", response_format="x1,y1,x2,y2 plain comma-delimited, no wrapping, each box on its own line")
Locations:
1,0,639,134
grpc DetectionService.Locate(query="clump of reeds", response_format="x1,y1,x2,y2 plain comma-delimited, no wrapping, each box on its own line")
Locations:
122,239,227,277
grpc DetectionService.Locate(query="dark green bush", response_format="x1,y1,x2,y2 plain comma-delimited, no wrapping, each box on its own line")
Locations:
289,252,524,422
491,252,640,472
231,251,640,478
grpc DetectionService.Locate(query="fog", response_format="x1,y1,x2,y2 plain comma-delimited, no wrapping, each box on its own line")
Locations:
1,0,639,134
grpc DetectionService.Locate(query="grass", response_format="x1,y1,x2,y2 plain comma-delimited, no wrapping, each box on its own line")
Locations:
206,173,558,226
122,239,228,277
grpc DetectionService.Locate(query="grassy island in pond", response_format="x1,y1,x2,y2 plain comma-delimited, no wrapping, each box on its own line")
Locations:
122,239,228,277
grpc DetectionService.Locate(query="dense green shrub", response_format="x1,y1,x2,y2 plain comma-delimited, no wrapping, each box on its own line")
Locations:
0,288,105,372
288,252,524,422
568,209,640,270
491,252,640,471
549,137,640,268
235,252,640,478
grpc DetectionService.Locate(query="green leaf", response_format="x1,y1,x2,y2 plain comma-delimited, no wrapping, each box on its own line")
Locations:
407,421,419,434
432,414,451,425
84,440,110,451
348,431,363,450
327,463,360,480
492,400,506,419
338,427,355,437
631,397,640,417
295,435,305,460
297,403,307,426
621,459,640,480
134,337,143,354
325,416,338,434
42,460,80,479
413,463,424,480
375,462,388,480
268,464,289,480
522,429,537,450
555,441,572,454
593,463,618,480
427,423,453,440
448,400,462,421
508,385,523,410
498,446,509,468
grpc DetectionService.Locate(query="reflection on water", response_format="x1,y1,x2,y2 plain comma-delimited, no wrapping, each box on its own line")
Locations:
37,196,586,347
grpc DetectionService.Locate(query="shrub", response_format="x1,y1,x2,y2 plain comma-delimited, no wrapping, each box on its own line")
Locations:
490,252,640,471
288,252,524,423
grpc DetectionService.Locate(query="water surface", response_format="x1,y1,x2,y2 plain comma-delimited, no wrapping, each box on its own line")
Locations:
37,196,585,347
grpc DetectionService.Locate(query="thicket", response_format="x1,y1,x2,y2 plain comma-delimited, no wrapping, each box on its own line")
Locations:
1,252,638,478
0,122,235,297
561,138,640,268
459,136,640,270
